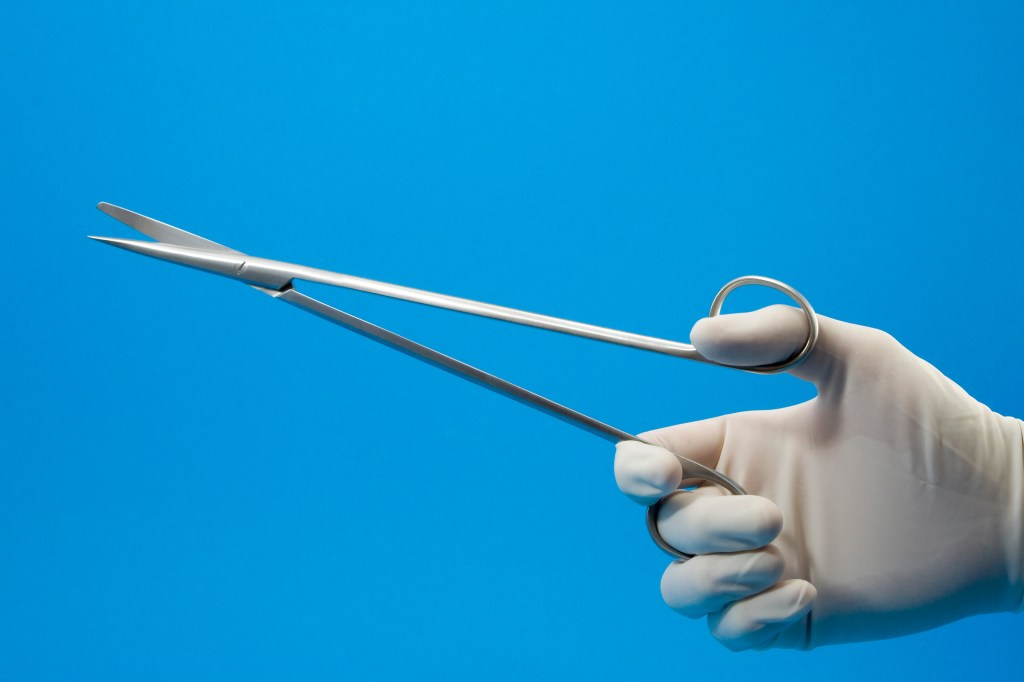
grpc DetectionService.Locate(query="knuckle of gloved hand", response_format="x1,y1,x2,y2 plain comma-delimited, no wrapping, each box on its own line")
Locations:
784,580,817,615
707,579,817,652
841,323,905,370
730,546,785,591
860,325,898,350
739,496,783,546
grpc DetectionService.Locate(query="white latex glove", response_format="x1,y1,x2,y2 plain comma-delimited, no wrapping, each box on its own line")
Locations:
615,305,1023,650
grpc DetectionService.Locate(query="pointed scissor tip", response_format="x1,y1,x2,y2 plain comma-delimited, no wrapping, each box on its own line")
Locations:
88,235,131,247
88,235,180,260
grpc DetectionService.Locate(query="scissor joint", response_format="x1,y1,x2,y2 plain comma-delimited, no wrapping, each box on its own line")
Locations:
234,259,293,291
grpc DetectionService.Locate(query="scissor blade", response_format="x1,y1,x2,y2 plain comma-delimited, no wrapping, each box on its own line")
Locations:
90,206,702,360
97,202,243,255
88,236,293,290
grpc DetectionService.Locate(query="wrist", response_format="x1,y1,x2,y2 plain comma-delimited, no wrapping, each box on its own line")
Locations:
1010,417,1024,611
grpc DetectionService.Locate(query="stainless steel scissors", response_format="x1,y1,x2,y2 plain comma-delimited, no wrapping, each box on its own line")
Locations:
90,202,819,560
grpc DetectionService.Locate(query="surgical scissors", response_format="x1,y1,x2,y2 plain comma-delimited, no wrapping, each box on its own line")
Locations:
90,202,820,560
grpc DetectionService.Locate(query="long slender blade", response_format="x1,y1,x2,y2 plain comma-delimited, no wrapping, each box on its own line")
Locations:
97,202,243,254
90,235,703,359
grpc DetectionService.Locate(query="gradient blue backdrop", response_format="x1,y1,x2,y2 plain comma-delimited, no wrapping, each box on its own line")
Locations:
2,2,1023,680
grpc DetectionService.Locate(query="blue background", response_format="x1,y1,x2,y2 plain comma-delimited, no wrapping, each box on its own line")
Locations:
2,2,1023,680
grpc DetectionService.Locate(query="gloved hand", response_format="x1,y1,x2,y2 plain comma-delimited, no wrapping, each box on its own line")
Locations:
615,305,1023,650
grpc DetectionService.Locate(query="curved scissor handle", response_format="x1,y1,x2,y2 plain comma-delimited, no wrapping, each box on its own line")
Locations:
645,276,820,561
704,275,820,374
645,454,746,561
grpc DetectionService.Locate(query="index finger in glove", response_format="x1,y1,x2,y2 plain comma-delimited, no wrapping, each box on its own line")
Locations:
614,416,729,506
